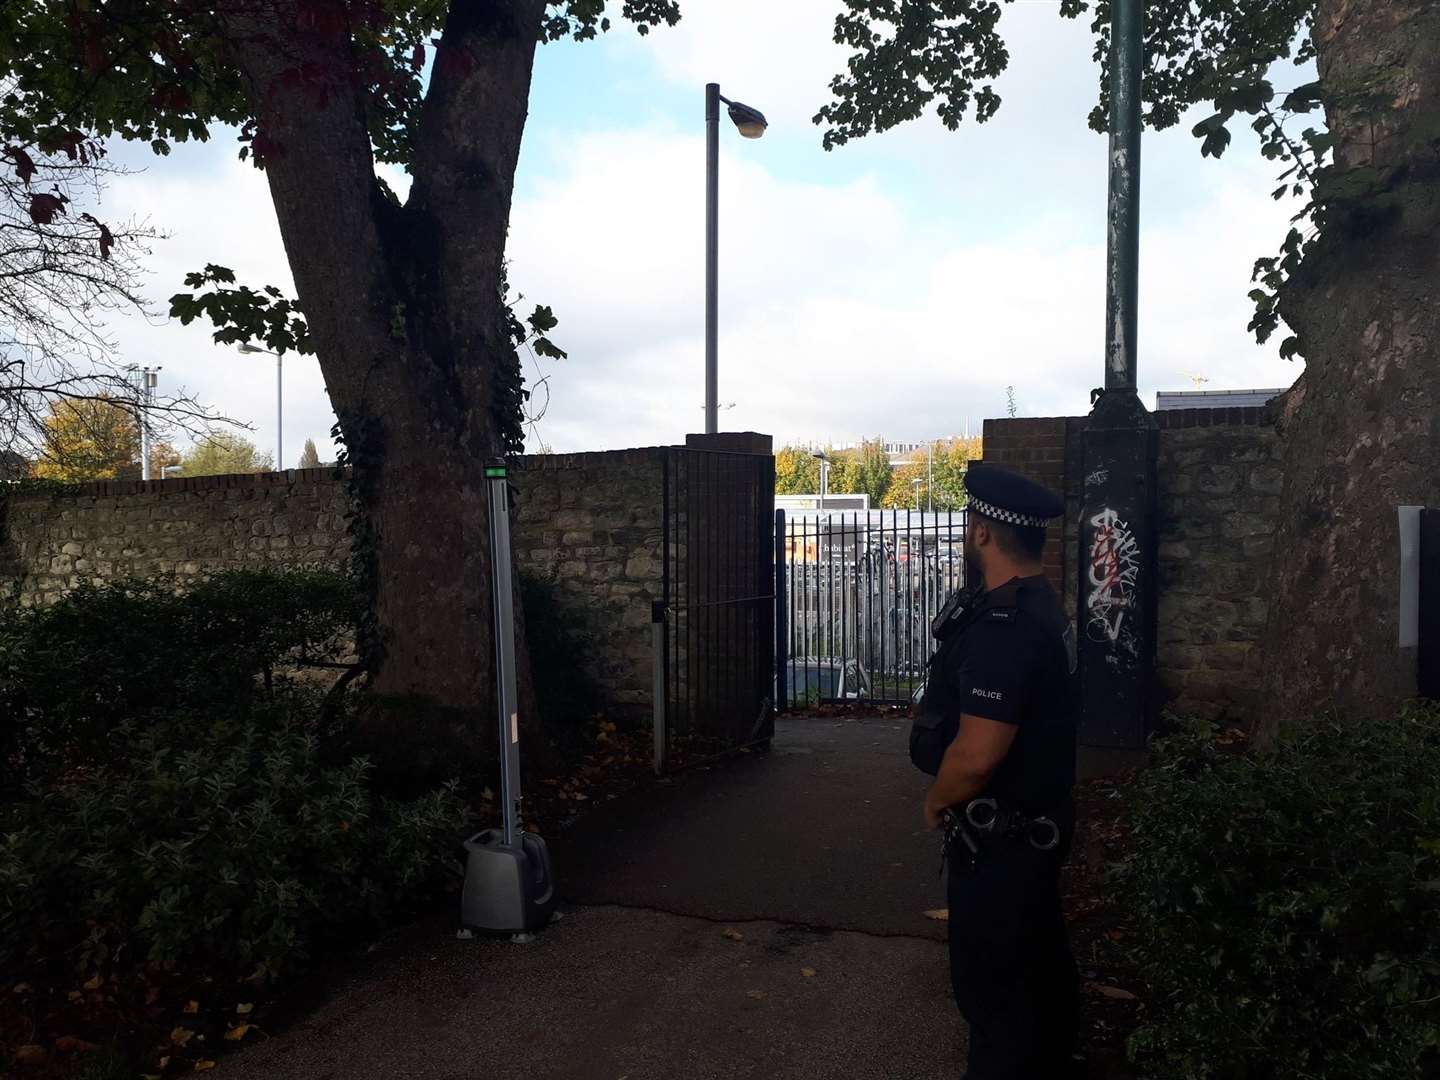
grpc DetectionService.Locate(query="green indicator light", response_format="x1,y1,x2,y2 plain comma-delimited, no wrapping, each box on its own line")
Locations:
484,467,507,478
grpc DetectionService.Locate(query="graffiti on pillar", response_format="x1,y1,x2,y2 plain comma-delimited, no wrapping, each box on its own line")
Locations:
1086,507,1140,648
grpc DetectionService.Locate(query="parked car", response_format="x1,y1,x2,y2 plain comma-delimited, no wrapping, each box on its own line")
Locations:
781,658,871,704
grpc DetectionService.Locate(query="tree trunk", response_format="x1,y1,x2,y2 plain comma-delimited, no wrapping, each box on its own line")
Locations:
223,0,550,765
1259,0,1440,733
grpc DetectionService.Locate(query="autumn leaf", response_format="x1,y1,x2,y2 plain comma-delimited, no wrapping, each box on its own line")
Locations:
194,1060,217,1071
82,974,102,991
746,990,768,1000
183,1000,200,1014
801,967,817,978
235,1003,254,1015
4,146,36,186
170,1026,195,1047
80,213,114,260
28,191,68,224
14,1044,49,1066
923,909,949,921
224,1024,250,1041
1089,983,1138,1001
721,928,744,941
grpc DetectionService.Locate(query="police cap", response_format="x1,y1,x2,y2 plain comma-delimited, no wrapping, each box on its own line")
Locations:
964,463,1064,528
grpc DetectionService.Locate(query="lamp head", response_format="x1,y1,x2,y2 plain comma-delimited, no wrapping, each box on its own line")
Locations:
727,100,768,139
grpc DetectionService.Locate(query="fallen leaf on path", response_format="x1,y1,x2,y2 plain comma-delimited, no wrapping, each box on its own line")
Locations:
923,909,949,921
14,1044,49,1067
55,1037,99,1054
746,990,768,1000
801,967,817,978
183,1000,200,1014
1089,984,1138,1001
83,974,103,991
170,1027,195,1047
12,982,31,994
224,1025,251,1041
721,928,744,941
236,1002,254,1015
194,1060,216,1071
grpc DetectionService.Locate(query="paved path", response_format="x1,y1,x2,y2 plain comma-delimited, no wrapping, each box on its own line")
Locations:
226,717,966,1079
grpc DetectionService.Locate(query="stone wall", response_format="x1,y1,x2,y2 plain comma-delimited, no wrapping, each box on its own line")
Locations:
0,449,679,720
983,407,1281,726
0,469,353,605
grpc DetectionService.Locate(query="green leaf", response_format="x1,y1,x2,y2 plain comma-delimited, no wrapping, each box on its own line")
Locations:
527,304,559,336
532,337,567,361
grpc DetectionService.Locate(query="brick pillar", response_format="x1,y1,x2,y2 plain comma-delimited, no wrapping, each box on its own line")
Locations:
979,417,1070,598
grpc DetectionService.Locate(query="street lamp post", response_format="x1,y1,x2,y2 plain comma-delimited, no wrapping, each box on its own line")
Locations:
127,365,161,480
237,344,283,468
912,478,923,511
811,450,829,513
705,83,768,436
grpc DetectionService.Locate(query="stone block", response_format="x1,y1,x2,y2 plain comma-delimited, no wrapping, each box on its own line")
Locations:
1248,465,1284,495
1205,642,1251,671
1158,541,1191,561
1241,535,1274,559
1194,465,1240,496
1220,512,1273,540
61,541,83,556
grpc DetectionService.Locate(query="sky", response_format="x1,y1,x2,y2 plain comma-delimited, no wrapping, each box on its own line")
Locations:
92,0,1312,464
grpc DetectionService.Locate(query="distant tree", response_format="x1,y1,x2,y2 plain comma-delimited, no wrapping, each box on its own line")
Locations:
149,441,181,479
32,397,139,481
881,457,928,509
180,435,274,477
775,446,821,494
853,439,893,507
1005,386,1018,419
298,438,321,469
931,437,982,511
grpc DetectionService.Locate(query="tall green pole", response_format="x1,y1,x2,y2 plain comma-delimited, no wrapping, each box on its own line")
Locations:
1077,0,1158,755
1105,0,1143,391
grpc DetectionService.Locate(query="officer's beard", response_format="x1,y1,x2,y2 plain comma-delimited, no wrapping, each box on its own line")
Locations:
963,527,982,580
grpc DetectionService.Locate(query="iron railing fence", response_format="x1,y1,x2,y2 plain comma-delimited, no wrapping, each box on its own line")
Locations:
776,509,969,707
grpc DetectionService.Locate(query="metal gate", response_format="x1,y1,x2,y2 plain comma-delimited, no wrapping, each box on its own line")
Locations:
775,509,968,708
658,448,776,758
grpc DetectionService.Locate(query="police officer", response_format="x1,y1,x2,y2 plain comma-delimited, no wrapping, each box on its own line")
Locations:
912,463,1080,1080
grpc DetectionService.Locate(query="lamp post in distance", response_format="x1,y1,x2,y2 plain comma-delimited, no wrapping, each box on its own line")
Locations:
705,82,768,437
125,364,161,480
810,450,829,514
236,343,283,469
912,478,923,511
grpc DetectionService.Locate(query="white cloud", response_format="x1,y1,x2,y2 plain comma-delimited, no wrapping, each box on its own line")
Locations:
100,139,335,466
509,125,1302,453
76,1,1306,467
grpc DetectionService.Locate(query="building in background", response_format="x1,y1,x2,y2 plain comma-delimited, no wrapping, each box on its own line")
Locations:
1154,388,1286,411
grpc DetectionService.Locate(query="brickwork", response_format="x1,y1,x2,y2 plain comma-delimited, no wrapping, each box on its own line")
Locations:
984,407,1281,725
979,417,1070,598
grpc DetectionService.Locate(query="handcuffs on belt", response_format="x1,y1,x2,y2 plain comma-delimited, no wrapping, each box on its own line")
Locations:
940,798,1060,876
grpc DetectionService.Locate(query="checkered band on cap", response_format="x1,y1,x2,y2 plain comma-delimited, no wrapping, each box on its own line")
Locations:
967,495,1055,529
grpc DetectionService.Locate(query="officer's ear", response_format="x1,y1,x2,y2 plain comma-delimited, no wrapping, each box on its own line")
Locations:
971,518,991,548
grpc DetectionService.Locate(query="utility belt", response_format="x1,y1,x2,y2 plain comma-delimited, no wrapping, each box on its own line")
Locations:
940,798,1061,876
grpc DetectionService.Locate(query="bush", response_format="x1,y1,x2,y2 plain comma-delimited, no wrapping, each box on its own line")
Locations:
0,569,360,787
1113,708,1440,1079
0,704,468,981
520,571,602,752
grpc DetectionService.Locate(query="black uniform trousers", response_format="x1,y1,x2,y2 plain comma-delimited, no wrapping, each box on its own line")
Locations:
947,837,1079,1080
